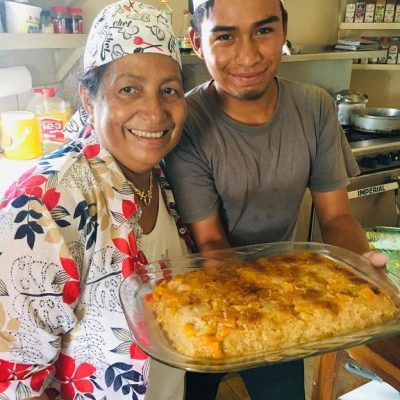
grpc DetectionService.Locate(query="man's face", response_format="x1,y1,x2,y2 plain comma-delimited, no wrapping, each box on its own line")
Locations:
193,0,287,101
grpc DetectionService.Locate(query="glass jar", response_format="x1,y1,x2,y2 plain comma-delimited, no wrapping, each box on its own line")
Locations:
68,7,83,34
51,6,68,34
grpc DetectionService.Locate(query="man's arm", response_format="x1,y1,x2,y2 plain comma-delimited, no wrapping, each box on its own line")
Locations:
312,187,387,266
188,211,230,253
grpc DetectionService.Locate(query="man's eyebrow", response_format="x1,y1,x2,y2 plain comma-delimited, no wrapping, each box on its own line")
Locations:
210,16,280,33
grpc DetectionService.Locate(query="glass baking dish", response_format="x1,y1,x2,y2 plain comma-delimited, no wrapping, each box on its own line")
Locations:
119,242,400,372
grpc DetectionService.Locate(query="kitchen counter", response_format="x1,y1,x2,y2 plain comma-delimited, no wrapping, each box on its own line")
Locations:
0,153,38,196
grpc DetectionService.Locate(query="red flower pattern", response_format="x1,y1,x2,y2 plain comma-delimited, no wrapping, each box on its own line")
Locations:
0,359,54,394
112,232,148,277
60,257,80,304
55,353,96,400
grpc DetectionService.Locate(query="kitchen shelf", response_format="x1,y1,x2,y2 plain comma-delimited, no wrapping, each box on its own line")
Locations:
339,23,400,30
0,33,87,50
352,63,400,71
181,49,388,65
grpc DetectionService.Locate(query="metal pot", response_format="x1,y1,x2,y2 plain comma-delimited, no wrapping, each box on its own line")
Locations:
351,108,400,134
334,90,368,126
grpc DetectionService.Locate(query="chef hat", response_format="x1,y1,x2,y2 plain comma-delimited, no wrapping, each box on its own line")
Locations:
83,0,181,74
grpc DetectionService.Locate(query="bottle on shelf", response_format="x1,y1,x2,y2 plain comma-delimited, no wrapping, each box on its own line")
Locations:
374,0,386,22
384,0,396,22
354,0,367,22
378,36,391,63
395,0,400,22
36,87,73,154
387,37,399,64
364,0,376,22
178,9,192,54
26,88,44,113
40,10,54,34
344,0,357,22
159,0,173,25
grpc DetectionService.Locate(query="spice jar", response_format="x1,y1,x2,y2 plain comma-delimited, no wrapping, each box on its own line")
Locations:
68,7,83,34
51,6,69,34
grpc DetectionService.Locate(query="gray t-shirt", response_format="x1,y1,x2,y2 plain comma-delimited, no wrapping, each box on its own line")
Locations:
164,77,360,247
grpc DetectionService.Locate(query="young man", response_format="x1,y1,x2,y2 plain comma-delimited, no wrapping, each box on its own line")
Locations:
165,0,387,398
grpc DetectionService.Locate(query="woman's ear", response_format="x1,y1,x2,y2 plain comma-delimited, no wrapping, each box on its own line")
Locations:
79,84,94,125
189,27,204,59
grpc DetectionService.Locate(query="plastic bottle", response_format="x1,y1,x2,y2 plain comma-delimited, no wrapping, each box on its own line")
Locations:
36,88,73,154
178,9,192,54
354,0,366,22
378,36,391,63
40,9,53,33
159,0,173,25
387,37,399,64
51,6,68,34
26,88,44,113
384,0,396,21
395,0,400,22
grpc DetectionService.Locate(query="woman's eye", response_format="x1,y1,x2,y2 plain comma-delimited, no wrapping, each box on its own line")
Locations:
162,87,181,97
120,87,137,94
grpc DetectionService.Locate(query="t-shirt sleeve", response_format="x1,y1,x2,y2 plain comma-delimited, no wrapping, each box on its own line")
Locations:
309,90,360,192
0,179,79,397
164,126,220,224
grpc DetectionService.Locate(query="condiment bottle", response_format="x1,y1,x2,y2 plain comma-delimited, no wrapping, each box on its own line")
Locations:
384,0,396,21
36,88,72,154
178,9,192,54
355,0,367,22
51,6,68,34
395,0,400,22
68,7,83,34
374,0,386,22
344,0,357,22
364,0,376,22
159,0,173,25
40,9,53,34
387,37,399,64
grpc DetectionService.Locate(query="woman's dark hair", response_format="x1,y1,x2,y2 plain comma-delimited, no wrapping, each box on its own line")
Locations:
189,0,288,34
80,64,108,99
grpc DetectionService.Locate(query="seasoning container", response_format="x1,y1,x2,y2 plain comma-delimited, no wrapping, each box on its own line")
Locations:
40,9,53,33
378,36,391,63
364,0,376,22
344,0,357,22
395,0,400,22
374,0,386,22
68,7,83,34
355,0,367,22
384,0,396,21
387,37,399,64
51,6,68,34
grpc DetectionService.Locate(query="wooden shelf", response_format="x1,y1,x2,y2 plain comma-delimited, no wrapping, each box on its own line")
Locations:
0,33,87,50
181,49,387,65
339,23,400,30
352,63,400,70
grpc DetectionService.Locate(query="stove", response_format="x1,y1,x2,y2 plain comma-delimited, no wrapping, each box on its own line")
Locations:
344,127,400,174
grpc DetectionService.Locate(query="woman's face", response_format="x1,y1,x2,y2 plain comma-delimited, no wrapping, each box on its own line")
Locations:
81,53,186,174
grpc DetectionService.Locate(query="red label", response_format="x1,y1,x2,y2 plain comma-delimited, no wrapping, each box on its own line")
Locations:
40,118,65,143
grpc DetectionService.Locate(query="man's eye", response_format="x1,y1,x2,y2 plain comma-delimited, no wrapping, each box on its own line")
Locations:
217,34,232,41
258,27,272,35
120,87,137,94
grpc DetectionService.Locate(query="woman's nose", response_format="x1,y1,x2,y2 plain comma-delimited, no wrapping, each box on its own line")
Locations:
141,94,166,122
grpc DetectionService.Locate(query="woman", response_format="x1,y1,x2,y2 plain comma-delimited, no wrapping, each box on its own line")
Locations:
0,1,192,399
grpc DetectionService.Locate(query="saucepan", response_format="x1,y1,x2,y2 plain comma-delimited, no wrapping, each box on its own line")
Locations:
351,107,400,135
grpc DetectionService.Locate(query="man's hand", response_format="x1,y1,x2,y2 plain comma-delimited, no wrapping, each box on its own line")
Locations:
362,250,389,268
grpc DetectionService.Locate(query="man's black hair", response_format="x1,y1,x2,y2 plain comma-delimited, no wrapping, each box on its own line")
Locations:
189,0,288,34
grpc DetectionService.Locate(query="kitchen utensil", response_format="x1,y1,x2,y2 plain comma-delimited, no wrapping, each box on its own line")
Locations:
351,107,400,134
334,90,368,126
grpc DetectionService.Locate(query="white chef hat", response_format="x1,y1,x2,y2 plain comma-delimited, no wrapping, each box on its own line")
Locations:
83,0,181,74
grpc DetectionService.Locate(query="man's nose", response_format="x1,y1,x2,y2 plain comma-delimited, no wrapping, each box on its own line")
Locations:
236,37,262,66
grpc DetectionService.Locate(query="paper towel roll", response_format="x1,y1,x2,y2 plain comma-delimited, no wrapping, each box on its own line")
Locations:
0,66,32,98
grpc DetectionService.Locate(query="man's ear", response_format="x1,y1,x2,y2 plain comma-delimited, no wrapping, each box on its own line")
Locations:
189,27,204,59
79,84,94,124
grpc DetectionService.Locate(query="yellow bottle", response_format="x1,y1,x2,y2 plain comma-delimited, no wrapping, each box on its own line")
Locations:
36,87,73,155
